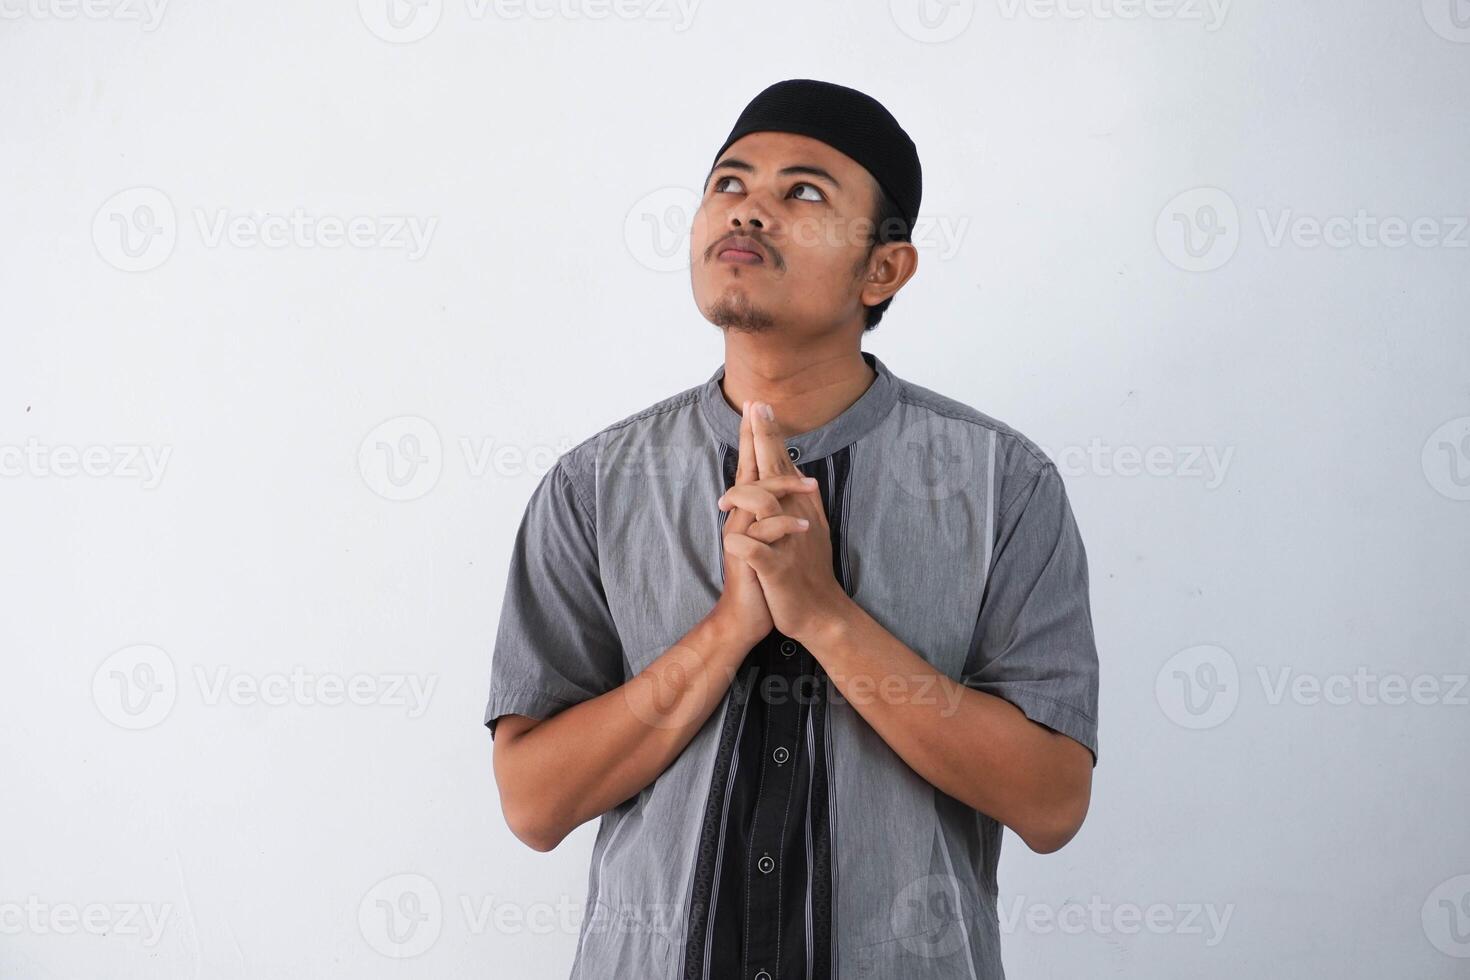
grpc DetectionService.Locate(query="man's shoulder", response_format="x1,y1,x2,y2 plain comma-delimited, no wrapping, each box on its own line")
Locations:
549,377,708,492
890,374,1056,486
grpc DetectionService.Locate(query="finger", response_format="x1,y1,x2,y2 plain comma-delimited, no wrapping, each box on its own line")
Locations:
776,477,831,530
750,401,800,480
722,530,776,573
723,501,755,534
749,474,820,497
717,476,819,514
744,514,811,544
717,484,782,520
736,399,758,485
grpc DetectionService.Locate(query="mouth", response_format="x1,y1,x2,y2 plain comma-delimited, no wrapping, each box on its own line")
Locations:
715,236,766,265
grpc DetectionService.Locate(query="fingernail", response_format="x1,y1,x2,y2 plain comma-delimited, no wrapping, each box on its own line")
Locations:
759,402,775,422
796,518,810,528
802,477,818,486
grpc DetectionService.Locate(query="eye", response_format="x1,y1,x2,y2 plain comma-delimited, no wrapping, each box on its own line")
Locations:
712,175,743,194
790,182,825,203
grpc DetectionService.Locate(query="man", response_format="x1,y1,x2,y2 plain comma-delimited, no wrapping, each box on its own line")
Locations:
484,78,1099,980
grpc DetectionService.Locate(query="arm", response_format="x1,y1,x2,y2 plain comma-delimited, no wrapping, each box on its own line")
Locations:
492,605,754,852
722,401,1098,854
490,404,819,852
800,601,1093,854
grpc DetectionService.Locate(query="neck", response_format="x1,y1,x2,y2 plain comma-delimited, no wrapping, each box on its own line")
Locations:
717,332,877,438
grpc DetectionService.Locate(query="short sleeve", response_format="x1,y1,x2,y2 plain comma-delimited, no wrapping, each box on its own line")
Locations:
961,461,1099,764
483,459,625,738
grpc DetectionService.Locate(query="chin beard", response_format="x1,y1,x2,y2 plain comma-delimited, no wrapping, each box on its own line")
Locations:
706,289,776,334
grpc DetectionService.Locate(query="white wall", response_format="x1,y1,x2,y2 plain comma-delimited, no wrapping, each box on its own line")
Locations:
2,1,1468,976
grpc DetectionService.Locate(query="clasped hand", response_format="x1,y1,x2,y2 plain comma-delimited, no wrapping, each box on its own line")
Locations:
716,399,849,647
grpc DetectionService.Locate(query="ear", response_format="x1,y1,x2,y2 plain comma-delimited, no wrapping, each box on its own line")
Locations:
860,241,919,306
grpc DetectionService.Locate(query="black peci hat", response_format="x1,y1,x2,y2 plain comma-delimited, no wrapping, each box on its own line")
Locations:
710,78,922,232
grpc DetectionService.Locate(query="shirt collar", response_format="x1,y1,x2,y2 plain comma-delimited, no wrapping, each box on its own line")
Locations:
697,350,901,462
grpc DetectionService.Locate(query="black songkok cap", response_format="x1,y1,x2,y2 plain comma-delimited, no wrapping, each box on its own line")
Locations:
709,78,922,232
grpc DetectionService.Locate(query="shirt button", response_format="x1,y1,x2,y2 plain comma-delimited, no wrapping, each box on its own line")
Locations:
787,445,801,462
772,745,790,765
755,972,773,980
757,854,775,874
779,639,797,657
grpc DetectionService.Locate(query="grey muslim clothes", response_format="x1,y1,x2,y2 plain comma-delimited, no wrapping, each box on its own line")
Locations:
483,350,1100,980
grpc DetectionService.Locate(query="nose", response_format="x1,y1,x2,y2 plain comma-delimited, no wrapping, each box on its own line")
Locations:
730,210,765,232
726,187,774,232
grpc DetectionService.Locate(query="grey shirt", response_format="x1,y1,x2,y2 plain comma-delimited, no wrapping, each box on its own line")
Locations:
484,351,1099,980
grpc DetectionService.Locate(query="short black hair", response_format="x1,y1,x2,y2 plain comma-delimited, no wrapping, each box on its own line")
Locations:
860,179,911,332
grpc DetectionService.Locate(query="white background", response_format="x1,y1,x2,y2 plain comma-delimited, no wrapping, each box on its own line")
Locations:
3,0,1469,977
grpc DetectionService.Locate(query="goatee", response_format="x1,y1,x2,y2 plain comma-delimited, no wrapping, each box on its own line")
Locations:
707,290,776,333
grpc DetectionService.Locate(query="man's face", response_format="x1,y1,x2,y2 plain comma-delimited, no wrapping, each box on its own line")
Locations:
690,131,882,337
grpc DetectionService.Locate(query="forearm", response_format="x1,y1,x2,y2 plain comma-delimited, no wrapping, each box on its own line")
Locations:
494,609,755,851
799,598,1092,853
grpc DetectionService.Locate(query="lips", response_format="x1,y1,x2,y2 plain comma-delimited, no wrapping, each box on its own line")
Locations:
716,235,766,264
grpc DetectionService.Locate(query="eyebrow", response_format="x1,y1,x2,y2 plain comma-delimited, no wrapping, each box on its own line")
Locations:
706,157,843,192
